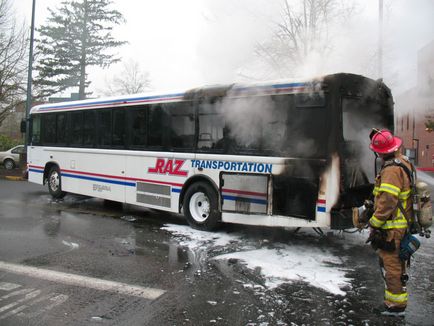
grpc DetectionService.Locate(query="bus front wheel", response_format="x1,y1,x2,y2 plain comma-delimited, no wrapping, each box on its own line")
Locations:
183,182,220,231
48,166,66,199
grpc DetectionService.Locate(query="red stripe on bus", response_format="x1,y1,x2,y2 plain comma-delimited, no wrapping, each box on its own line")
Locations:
28,164,44,169
317,199,326,204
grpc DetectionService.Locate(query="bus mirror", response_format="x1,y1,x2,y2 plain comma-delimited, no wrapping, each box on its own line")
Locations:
20,119,27,133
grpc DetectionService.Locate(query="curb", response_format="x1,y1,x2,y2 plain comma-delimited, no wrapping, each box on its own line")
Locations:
2,176,26,181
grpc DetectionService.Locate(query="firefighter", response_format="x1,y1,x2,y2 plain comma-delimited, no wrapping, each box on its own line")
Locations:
367,129,414,317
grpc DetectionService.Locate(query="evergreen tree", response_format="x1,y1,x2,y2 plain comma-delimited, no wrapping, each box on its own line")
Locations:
34,0,126,99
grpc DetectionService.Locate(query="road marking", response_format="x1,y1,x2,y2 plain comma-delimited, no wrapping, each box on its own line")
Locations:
0,290,41,313
0,288,34,301
0,261,165,300
21,294,69,318
0,282,21,291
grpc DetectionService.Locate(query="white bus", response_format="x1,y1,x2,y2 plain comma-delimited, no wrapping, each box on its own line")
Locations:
27,73,394,231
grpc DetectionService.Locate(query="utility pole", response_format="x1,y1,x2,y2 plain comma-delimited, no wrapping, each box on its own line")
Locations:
378,0,383,79
25,0,36,148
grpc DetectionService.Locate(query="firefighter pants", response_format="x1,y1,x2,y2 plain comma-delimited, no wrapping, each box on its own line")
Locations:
378,233,408,309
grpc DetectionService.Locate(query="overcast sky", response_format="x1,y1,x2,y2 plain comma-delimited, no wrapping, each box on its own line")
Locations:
12,0,434,98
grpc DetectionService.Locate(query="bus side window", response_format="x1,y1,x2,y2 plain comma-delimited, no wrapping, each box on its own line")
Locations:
148,105,170,149
41,113,56,145
30,115,41,145
83,111,96,147
97,110,112,147
130,107,147,148
56,113,67,145
112,109,126,148
197,101,224,152
166,102,195,150
69,111,83,147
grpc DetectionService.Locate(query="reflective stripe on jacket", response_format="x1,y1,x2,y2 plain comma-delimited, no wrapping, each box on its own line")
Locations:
368,155,413,230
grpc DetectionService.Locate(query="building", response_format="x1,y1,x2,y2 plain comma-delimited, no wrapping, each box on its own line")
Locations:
395,40,434,170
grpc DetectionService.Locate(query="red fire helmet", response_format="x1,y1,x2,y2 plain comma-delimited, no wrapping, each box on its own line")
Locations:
369,129,402,154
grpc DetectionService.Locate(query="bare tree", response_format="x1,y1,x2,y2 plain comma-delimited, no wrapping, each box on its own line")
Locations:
102,59,151,96
255,0,355,78
0,0,27,127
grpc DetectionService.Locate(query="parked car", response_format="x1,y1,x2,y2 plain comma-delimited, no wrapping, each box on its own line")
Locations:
0,145,25,170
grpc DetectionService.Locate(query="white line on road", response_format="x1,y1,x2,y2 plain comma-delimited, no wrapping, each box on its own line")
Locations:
0,290,41,313
21,294,69,319
0,261,165,300
0,288,34,301
0,282,21,291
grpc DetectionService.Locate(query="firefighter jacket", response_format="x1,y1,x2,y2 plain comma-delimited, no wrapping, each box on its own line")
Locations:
369,154,413,230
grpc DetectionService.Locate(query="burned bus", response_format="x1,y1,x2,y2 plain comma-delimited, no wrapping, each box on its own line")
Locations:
27,73,393,231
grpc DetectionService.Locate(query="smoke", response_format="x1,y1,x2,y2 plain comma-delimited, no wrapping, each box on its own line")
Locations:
209,85,328,159
218,93,275,149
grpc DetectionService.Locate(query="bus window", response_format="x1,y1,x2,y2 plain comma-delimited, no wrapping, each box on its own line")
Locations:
31,115,41,145
41,113,56,145
69,111,83,146
342,97,387,142
283,93,327,158
130,108,147,148
56,113,67,145
262,96,289,154
97,110,112,147
295,92,325,107
198,101,224,152
148,105,170,149
83,111,96,147
112,110,126,147
166,102,195,150
223,97,264,152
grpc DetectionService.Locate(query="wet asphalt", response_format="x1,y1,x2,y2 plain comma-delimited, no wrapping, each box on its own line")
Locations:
0,179,433,326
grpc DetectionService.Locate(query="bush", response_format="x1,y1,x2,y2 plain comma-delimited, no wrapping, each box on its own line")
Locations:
0,134,21,151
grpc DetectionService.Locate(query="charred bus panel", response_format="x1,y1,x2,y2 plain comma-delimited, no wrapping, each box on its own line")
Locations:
326,74,394,229
185,74,394,229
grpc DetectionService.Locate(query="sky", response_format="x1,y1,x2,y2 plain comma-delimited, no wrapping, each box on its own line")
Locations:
12,0,434,98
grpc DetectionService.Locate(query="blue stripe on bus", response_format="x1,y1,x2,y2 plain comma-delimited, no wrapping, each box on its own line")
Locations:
271,82,307,89
171,188,181,193
223,195,267,205
61,173,136,187
317,206,326,213
29,169,44,173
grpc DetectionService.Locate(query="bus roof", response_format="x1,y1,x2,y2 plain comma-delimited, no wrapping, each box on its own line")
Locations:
30,77,325,114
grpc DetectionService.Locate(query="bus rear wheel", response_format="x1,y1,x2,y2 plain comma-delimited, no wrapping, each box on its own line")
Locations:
48,166,66,199
183,182,220,231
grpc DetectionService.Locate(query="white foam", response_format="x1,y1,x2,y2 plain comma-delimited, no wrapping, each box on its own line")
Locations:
162,224,351,296
214,247,350,296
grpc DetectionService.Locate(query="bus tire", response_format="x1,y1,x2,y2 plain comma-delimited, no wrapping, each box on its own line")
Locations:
48,166,66,199
183,182,220,231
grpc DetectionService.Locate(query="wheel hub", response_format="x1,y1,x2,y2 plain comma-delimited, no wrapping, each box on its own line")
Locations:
49,172,60,192
189,192,210,223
